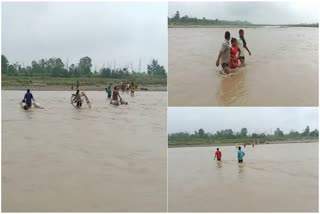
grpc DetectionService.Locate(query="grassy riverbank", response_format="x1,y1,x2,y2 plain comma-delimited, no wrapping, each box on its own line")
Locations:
168,136,318,148
1,76,167,91
168,24,319,28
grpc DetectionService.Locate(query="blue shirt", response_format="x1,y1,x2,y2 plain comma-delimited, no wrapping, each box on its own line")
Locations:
238,150,245,160
106,88,112,96
24,92,34,105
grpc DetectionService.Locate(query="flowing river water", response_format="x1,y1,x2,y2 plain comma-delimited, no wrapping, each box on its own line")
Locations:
2,90,167,212
168,27,318,106
168,142,318,212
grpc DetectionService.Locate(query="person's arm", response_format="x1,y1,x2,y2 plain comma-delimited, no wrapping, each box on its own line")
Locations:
216,43,227,67
214,153,216,160
245,46,251,56
31,94,35,102
118,92,122,100
216,52,222,67
238,47,241,57
243,152,245,156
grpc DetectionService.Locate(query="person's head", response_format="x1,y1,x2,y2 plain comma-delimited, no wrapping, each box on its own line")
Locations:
27,89,30,93
217,148,219,151
231,38,237,46
239,29,244,37
238,146,241,150
225,31,231,41
76,89,79,94
114,86,117,90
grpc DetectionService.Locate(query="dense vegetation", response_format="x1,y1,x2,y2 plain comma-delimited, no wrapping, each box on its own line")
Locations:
168,11,318,27
1,55,167,86
168,11,252,26
169,126,319,146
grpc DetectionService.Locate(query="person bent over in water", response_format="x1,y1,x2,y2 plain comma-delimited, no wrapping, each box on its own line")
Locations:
111,86,122,105
214,148,222,161
22,89,35,110
72,89,82,107
216,31,231,74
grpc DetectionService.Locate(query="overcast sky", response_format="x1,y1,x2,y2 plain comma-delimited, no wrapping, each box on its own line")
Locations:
168,107,319,134
2,2,167,71
169,1,319,25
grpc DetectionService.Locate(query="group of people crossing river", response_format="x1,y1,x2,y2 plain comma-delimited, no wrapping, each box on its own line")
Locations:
20,80,137,110
214,143,256,163
216,29,251,74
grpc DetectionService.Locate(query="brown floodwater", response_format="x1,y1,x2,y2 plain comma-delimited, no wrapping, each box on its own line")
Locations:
2,90,167,212
168,27,319,106
168,143,318,212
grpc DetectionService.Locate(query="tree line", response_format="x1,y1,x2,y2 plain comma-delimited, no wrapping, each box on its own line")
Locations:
168,11,252,26
1,55,167,78
168,126,319,141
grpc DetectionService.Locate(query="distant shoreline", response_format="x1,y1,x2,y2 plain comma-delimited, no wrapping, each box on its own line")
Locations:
168,139,318,148
1,85,167,92
168,24,319,29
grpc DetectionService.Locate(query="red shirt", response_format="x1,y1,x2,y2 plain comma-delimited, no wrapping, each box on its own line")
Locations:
230,45,240,68
215,150,222,159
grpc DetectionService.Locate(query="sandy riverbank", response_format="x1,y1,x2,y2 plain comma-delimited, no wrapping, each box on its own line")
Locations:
2,84,167,91
168,139,318,148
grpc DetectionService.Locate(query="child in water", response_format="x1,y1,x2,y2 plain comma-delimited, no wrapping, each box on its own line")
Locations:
230,38,241,69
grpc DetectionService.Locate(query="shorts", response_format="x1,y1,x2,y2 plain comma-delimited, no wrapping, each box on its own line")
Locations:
239,56,245,61
238,160,243,163
222,63,229,68
217,158,221,161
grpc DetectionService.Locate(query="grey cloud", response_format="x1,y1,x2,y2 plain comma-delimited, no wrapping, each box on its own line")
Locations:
2,2,168,71
169,1,319,24
168,107,318,134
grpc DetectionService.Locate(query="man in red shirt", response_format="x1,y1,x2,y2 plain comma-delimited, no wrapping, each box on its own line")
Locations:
214,148,222,161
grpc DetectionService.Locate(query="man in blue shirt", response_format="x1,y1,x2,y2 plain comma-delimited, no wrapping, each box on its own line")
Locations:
22,89,35,109
238,146,245,163
105,86,112,98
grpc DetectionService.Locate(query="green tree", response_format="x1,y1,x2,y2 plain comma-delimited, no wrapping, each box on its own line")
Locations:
302,126,310,136
173,11,180,21
100,68,111,78
147,59,166,77
78,56,92,76
288,130,300,137
310,129,319,137
274,128,284,137
7,64,18,76
1,55,9,74
198,128,205,138
240,128,248,137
